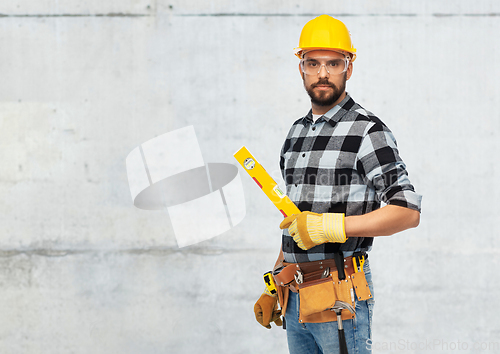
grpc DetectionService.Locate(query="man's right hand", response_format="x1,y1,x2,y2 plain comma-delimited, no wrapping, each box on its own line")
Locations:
280,211,347,250
254,293,283,329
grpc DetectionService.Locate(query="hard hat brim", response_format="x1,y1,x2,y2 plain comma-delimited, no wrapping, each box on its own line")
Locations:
294,47,357,62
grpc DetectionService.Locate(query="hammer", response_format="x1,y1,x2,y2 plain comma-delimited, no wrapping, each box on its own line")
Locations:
331,301,356,354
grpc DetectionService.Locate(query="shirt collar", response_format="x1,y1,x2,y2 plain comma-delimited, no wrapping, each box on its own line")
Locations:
302,93,354,127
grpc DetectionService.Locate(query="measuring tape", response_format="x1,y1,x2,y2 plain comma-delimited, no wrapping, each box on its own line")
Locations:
234,146,300,218
263,271,278,296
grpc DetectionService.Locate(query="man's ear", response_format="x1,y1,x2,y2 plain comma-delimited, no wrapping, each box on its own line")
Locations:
346,62,353,81
298,63,304,80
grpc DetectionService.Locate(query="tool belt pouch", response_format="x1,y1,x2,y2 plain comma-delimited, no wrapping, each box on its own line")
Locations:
298,276,336,317
276,284,288,316
298,270,355,323
350,271,372,301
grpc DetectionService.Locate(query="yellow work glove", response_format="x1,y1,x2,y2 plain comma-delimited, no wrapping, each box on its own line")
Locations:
279,211,347,250
253,289,283,329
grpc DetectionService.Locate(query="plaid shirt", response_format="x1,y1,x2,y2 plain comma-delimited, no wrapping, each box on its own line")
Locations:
280,94,422,263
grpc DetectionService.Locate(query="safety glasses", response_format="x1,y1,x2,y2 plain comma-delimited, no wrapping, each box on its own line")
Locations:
300,57,350,76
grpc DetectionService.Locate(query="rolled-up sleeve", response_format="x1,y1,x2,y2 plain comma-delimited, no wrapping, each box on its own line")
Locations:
356,122,422,212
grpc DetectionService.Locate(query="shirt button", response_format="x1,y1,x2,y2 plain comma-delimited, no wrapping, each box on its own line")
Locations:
302,153,305,157
295,184,298,187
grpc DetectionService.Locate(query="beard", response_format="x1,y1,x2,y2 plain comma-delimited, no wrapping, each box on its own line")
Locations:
305,73,347,107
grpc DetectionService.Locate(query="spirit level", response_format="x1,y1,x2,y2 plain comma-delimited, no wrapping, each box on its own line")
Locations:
234,146,300,218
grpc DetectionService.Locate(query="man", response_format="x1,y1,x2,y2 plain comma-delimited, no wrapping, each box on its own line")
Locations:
253,15,422,354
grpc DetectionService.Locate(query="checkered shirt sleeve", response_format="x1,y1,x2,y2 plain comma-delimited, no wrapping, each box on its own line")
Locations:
356,120,421,210
279,95,422,263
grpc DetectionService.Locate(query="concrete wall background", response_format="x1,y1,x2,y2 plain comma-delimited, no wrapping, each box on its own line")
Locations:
0,1,499,353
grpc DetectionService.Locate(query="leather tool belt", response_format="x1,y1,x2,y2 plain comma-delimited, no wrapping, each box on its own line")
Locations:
273,253,372,323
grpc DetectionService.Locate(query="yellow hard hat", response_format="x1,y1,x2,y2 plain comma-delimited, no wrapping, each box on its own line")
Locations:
294,15,357,62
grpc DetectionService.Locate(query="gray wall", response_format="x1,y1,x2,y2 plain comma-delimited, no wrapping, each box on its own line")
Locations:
0,1,499,353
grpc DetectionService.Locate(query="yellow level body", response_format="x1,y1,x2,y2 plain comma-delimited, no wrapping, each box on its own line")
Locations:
234,146,300,218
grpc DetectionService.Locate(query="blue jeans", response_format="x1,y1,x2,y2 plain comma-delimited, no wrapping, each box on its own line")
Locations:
285,260,375,354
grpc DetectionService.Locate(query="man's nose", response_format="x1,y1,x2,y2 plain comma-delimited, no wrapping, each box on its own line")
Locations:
318,64,330,78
